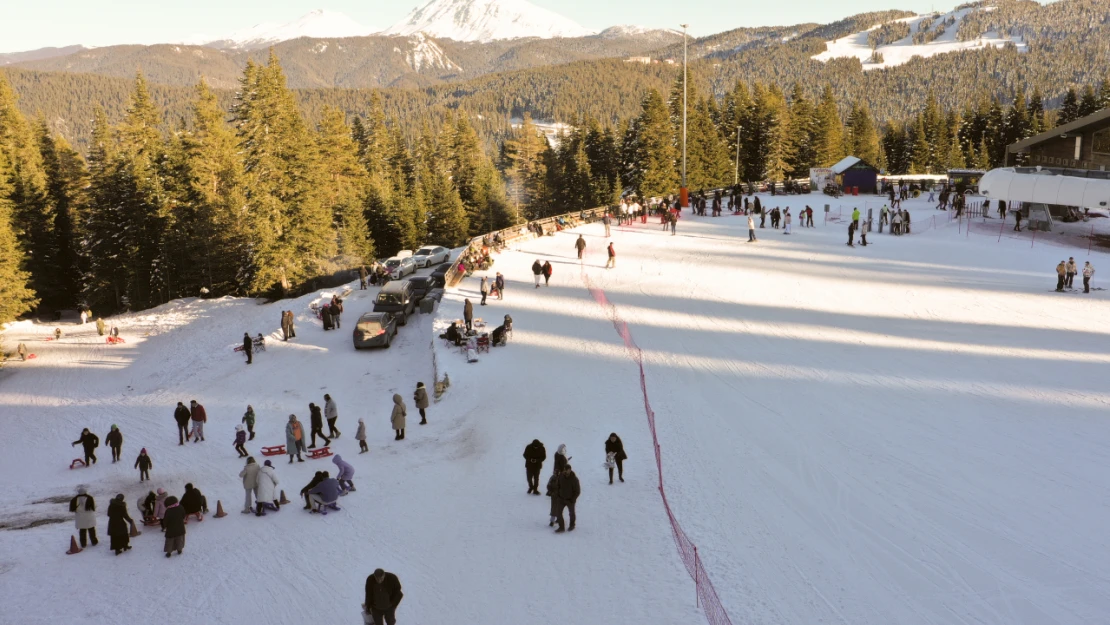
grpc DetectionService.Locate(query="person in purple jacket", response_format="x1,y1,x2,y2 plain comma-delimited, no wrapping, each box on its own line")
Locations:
332,454,356,494
308,475,342,514
233,425,248,458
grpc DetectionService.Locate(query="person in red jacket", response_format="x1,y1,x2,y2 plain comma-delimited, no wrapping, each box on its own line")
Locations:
190,400,207,442
605,242,615,269
541,261,553,286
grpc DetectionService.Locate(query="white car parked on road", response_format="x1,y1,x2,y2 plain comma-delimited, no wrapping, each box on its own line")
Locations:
412,245,451,268
385,256,416,279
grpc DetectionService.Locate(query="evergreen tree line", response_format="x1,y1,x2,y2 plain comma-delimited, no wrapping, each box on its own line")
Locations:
0,53,518,321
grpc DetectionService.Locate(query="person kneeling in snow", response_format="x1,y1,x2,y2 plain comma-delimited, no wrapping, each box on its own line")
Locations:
308,474,342,514
181,483,208,521
332,455,356,494
301,471,327,510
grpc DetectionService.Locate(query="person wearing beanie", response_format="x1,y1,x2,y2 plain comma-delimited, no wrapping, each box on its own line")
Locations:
308,402,330,449
355,418,368,453
239,457,260,514
553,464,581,533
414,382,429,425
174,401,191,445
605,433,627,484
161,496,186,557
107,493,134,555
134,448,152,482
70,486,98,548
233,425,248,457
255,459,279,516
104,425,123,462
242,405,256,440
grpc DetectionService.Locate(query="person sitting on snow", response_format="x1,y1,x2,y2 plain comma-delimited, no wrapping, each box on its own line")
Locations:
308,474,342,513
180,483,208,521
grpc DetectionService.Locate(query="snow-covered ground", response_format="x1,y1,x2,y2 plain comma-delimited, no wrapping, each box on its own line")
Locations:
3,192,1110,624
812,8,1027,70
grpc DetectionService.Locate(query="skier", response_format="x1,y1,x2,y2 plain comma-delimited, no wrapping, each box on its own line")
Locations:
1083,261,1095,293
233,425,248,457
747,214,757,242
324,393,341,439
70,486,98,548
180,483,208,520
859,219,869,247
554,465,581,533
1066,257,1078,289
847,221,856,247
605,433,627,484
286,414,306,463
242,405,256,440
106,494,134,556
174,402,191,445
523,439,547,495
542,261,553,286
414,382,429,425
356,418,368,453
161,496,186,558
105,424,123,462
254,461,279,515
308,402,330,449
239,456,260,514
332,454,356,493
851,207,860,229
242,332,253,365
134,448,152,482
480,276,489,306
553,443,570,475
1056,260,1067,292
71,428,99,466
575,235,586,260
391,393,407,441
363,568,404,625
463,299,474,332
531,260,543,288
190,400,207,442
605,242,615,269
301,471,327,510
495,272,505,300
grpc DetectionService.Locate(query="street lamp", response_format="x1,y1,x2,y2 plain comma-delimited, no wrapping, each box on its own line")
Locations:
734,124,740,187
680,23,688,209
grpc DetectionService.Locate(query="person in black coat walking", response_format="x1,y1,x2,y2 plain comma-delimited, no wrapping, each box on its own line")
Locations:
105,424,123,462
174,402,191,445
605,433,627,484
523,439,547,495
463,299,474,332
242,332,253,364
71,428,99,465
554,466,581,533
161,496,186,558
364,568,404,625
308,403,330,448
134,448,153,482
106,494,134,555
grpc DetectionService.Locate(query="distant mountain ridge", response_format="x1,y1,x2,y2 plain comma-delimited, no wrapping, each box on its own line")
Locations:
383,0,595,41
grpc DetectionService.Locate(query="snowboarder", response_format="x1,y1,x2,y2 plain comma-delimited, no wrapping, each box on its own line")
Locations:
363,568,404,625
605,243,615,269
95,317,106,336
575,235,586,260
333,454,356,494
414,382,429,425
1056,260,1067,292
286,414,306,463
161,496,186,558
239,456,260,514
106,494,134,556
70,486,98,548
542,261,553,286
1066,257,1078,288
242,332,253,365
174,401,191,445
495,272,505,300
356,418,368,453
71,428,99,466
105,424,123,462
480,276,489,306
391,393,407,441
301,471,327,510
254,461,279,515
553,443,570,475
532,260,543,288
308,402,330,449
324,394,341,439
190,400,207,442
1083,261,1095,293
747,214,757,242
554,465,581,533
242,405,256,440
134,448,152,482
233,425,248,457
180,483,208,520
605,433,627,484
359,265,368,290
523,439,546,495
463,299,474,332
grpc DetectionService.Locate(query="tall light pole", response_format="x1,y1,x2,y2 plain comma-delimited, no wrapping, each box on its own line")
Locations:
734,124,741,186
680,23,689,208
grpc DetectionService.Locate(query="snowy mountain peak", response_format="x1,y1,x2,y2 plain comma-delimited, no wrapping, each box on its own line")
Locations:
207,9,372,50
383,0,596,42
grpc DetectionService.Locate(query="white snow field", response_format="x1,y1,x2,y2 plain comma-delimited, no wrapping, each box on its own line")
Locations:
4,194,1110,624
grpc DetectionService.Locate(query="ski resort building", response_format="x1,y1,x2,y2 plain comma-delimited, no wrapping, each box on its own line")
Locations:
830,156,879,194
1005,107,1110,171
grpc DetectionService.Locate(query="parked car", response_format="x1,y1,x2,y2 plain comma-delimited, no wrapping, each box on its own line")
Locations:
396,250,413,259
384,256,415,279
407,276,436,302
353,312,397,349
372,280,416,326
430,262,451,282
413,245,450,268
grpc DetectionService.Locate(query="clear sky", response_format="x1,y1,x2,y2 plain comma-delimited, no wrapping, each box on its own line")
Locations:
2,0,962,53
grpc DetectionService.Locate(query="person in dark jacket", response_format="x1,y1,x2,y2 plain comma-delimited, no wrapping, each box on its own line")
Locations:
358,265,368,290
554,465,581,533
161,496,186,557
308,402,330,448
546,472,561,526
174,402,191,445
605,433,627,484
494,272,505,300
242,332,253,364
463,299,474,332
523,439,547,495
180,483,208,520
541,261,553,286
301,471,327,510
106,494,134,555
190,400,207,442
574,235,586,260
531,260,543,288
363,568,404,625
414,382,429,425
242,405,256,440
134,448,153,482
71,428,99,465
105,424,123,462
605,243,615,269
553,443,569,475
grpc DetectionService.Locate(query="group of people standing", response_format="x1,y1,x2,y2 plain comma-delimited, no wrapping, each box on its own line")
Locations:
521,433,627,534
1056,257,1096,292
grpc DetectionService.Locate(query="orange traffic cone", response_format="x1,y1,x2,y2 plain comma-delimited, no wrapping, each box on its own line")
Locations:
66,535,82,555
214,500,227,518
279,490,290,505
129,520,142,537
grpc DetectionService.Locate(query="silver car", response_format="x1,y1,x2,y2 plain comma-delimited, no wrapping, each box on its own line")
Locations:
385,256,416,279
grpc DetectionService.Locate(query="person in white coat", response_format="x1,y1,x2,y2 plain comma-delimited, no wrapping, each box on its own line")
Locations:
356,418,368,454
391,394,407,441
747,215,757,242
239,457,260,514
70,486,98,547
254,459,280,516
324,394,341,439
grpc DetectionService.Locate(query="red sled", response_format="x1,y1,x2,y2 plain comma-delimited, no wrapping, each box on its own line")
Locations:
260,445,286,457
69,458,86,469
307,446,333,459
106,336,125,344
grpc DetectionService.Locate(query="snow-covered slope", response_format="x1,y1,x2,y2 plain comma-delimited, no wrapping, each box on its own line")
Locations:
812,7,1026,70
206,9,372,50
383,0,595,42
395,32,462,72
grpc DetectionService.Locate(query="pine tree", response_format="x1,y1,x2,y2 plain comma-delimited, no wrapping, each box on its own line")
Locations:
1078,84,1100,118
584,119,621,206
813,85,845,167
500,113,549,217
1004,91,1030,152
984,98,1006,167
317,106,374,263
424,167,470,247
881,121,909,174
627,90,679,199
786,84,819,179
908,115,931,174
759,85,794,182
844,101,881,167
0,147,37,321
36,122,86,306
1098,76,1110,110
1028,87,1046,135
685,97,732,190
1060,88,1080,124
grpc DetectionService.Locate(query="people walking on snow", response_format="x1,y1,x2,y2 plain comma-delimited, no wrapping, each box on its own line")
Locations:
308,402,330,449
414,382,429,425
748,214,757,242
242,405,256,440
575,235,586,260
364,568,404,625
523,439,547,494
107,494,134,555
391,394,407,441
1013,209,1023,231
605,243,615,269
605,433,627,484
891,210,903,235
480,276,489,306
80,309,88,325
70,486,98,548
356,418,368,453
359,265,368,290
495,272,505,300
240,457,260,513
542,261,553,286
333,455,356,494
553,465,581,533
553,443,570,475
286,414,306,463
134,448,152,482
532,260,543,288
463,299,474,332
174,402,191,445
161,496,186,557
859,220,869,247
1083,261,1095,293
181,483,208,520
783,209,792,234
301,471,327,509
234,425,248,457
254,461,279,515
190,400,207,442
669,211,677,235
242,332,253,365
546,470,561,526
1066,257,1078,288
602,213,611,237
72,428,99,466
105,424,123,462
324,394,341,439
806,206,814,227
96,317,106,336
